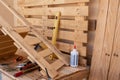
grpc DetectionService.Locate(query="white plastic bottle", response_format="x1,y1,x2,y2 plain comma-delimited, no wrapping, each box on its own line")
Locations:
70,45,79,67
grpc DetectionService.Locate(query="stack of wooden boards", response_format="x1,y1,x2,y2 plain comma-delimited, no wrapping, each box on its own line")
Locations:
89,0,120,80
16,0,89,65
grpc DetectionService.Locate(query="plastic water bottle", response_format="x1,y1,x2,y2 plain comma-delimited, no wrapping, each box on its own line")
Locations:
70,45,79,67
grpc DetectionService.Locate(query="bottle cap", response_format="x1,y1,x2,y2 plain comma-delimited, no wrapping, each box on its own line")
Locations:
74,45,76,49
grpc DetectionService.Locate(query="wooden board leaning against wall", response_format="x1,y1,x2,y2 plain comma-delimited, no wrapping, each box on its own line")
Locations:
15,0,89,66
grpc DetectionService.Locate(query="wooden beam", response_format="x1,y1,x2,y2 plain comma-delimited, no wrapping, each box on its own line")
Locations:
23,0,89,6
23,6,88,16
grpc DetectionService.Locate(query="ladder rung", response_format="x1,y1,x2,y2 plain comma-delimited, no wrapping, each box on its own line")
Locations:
39,57,58,78
51,60,64,70
38,49,52,57
13,27,30,33
24,35,41,45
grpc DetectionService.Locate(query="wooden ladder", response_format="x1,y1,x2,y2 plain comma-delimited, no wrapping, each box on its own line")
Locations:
0,0,69,78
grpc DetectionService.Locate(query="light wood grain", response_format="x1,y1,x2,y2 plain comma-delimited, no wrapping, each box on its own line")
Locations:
108,2,120,80
23,0,89,6
89,0,110,79
23,6,88,16
26,18,88,31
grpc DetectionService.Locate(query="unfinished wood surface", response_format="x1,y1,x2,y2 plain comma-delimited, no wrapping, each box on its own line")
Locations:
100,0,119,80
23,6,88,16
23,0,89,6
89,0,110,79
108,2,120,80
24,35,41,45
0,0,69,66
89,0,120,80
45,29,87,43
26,18,88,31
17,0,89,58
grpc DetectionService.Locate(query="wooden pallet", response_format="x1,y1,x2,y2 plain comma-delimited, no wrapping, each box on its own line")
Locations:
0,0,70,78
16,0,89,60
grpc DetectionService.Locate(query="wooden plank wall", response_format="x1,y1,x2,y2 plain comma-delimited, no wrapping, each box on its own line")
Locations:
16,0,89,65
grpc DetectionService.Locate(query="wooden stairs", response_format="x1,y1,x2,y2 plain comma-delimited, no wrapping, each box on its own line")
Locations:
0,0,69,78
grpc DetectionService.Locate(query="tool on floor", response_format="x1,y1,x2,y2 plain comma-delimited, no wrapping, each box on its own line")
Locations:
14,65,40,77
49,12,61,60
70,45,79,67
45,68,52,80
20,63,37,70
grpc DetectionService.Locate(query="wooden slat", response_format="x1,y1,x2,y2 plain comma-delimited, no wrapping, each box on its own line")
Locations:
23,0,89,6
23,6,88,16
13,27,30,33
24,35,41,45
0,45,17,53
51,60,64,70
38,49,52,57
53,41,86,56
0,35,12,42
45,29,87,43
26,18,88,31
38,57,58,77
0,41,13,48
0,49,16,56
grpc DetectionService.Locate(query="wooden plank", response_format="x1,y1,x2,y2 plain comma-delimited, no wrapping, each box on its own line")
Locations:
13,27,30,33
0,41,13,48
51,60,64,71
108,2,120,80
26,18,88,31
89,0,115,80
38,49,52,57
23,0,89,6
0,49,16,56
24,35,41,45
0,35,12,42
0,45,17,53
23,6,88,16
45,29,87,43
99,0,119,80
39,57,58,78
55,41,87,56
